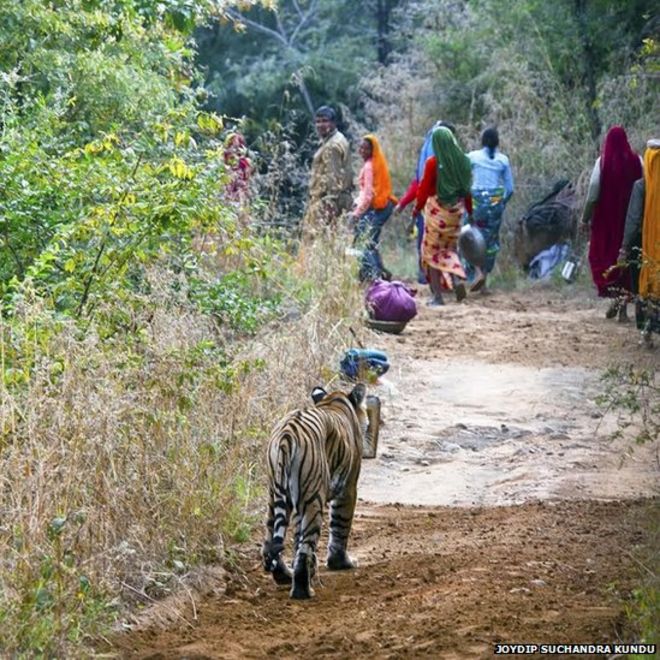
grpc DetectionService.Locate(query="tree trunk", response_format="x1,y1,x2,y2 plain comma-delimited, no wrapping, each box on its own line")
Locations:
375,0,394,65
573,0,601,146
296,74,316,117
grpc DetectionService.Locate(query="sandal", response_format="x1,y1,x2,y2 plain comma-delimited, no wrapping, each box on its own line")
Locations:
470,276,486,293
454,282,467,302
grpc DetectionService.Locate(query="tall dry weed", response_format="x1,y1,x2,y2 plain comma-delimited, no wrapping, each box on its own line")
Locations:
0,232,364,654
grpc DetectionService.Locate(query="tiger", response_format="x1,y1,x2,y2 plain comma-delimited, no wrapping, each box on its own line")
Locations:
261,383,368,599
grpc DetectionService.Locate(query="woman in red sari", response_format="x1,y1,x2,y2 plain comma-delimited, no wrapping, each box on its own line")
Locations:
581,126,643,320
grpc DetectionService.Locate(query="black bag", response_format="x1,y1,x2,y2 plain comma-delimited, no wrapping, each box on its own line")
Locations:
513,180,579,269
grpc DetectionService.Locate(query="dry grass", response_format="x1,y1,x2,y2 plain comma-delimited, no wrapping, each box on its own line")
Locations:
0,233,364,654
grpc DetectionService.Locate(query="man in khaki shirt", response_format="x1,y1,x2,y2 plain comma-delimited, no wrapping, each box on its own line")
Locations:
303,106,353,240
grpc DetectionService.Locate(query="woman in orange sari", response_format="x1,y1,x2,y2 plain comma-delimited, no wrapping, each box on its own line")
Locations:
413,127,473,305
621,139,660,345
351,134,397,281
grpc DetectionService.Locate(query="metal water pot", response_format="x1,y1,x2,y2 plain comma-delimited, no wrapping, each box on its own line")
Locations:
363,395,381,459
458,224,487,268
561,257,579,282
561,242,582,282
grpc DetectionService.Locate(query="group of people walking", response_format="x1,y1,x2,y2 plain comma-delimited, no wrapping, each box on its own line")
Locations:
295,105,658,344
303,105,515,306
581,126,659,344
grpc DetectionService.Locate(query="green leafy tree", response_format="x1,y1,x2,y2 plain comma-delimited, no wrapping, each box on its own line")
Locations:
195,0,404,134
0,0,278,326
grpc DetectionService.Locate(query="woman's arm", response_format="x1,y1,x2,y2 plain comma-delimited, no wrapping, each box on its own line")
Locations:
396,178,418,211
353,160,374,217
502,157,514,203
464,192,473,216
580,158,600,226
413,157,436,215
621,178,645,255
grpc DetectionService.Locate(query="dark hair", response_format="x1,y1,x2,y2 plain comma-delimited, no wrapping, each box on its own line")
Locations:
315,105,336,122
482,128,499,159
437,120,457,135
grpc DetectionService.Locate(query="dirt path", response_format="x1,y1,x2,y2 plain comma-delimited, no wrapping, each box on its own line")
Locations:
360,285,658,506
113,285,658,659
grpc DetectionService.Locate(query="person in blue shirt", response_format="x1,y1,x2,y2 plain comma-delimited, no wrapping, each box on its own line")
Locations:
466,128,514,291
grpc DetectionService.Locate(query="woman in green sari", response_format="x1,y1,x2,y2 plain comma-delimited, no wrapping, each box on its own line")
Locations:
413,127,473,306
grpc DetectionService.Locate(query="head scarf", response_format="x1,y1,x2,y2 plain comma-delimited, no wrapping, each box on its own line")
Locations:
315,105,336,122
415,120,454,182
363,134,397,209
640,141,660,298
600,126,640,185
432,127,472,206
589,125,642,296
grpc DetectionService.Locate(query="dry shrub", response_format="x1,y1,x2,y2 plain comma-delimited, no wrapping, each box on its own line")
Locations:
0,233,363,654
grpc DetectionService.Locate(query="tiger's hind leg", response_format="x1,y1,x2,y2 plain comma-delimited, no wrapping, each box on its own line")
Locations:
262,487,292,586
326,492,358,571
291,498,323,599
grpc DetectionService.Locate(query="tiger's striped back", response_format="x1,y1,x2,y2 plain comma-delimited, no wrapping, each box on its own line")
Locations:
262,384,367,599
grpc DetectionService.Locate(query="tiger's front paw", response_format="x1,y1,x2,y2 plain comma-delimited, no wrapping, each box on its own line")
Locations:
326,548,357,571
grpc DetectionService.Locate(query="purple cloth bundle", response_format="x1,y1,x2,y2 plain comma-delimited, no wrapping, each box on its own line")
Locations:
366,279,417,323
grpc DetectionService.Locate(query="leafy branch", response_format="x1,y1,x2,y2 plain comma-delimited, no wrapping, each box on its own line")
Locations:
595,365,659,448
75,153,143,318
225,3,320,114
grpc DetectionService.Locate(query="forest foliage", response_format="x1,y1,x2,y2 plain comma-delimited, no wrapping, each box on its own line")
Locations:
0,0,657,654
1,0,262,321
199,0,657,247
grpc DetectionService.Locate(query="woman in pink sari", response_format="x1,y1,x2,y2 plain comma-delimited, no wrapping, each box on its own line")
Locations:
581,126,643,320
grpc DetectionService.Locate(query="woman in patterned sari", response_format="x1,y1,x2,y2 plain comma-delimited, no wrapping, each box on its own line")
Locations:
466,128,514,291
413,127,473,306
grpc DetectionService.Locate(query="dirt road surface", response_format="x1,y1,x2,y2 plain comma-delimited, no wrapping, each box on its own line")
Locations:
113,285,658,659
